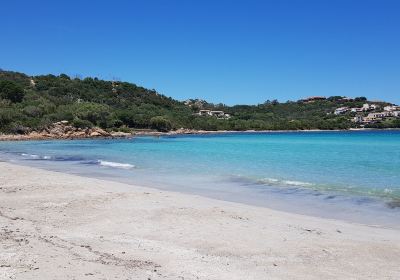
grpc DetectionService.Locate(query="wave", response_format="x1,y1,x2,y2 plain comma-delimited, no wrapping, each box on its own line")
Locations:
254,177,400,202
257,177,314,188
19,152,135,170
20,153,88,161
21,153,49,160
97,160,135,170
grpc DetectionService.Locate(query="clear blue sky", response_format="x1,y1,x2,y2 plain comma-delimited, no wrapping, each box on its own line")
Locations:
1,0,399,105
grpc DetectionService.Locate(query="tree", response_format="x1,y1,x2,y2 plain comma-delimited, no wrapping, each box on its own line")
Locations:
59,73,70,80
150,116,172,132
0,80,24,102
355,97,367,102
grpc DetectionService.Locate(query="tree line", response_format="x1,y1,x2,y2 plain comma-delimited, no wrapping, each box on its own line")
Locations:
0,70,397,134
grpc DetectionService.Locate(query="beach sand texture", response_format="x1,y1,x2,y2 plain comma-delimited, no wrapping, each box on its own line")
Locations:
0,162,399,279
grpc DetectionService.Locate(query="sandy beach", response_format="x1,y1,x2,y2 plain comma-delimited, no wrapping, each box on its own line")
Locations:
0,162,399,280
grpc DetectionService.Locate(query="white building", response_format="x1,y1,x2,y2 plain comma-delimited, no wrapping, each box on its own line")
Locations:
362,103,378,111
198,110,211,116
334,107,349,115
197,110,230,119
208,111,223,117
351,107,364,113
351,103,378,113
384,105,400,112
353,115,364,123
391,111,400,117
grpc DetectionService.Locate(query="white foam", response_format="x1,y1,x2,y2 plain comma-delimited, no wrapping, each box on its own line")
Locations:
21,153,40,159
97,160,135,170
259,177,313,187
258,177,279,184
282,180,313,187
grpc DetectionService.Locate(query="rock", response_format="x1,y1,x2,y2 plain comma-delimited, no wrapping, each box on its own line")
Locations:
85,127,112,137
73,131,87,137
90,131,102,137
16,121,114,140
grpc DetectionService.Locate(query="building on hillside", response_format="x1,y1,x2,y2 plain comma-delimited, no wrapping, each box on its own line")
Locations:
362,103,373,111
353,110,399,124
351,107,364,113
209,111,225,117
392,111,400,117
384,105,400,112
371,112,390,118
198,110,211,116
197,110,231,119
353,115,364,123
364,112,390,122
350,103,378,113
334,107,349,115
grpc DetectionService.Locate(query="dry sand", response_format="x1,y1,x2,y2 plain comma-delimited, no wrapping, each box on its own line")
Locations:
0,161,399,279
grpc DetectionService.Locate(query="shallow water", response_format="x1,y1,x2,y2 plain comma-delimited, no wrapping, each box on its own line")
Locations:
1,131,400,227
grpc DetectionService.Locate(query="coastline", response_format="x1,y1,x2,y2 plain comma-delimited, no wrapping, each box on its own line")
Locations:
1,162,399,279
1,127,399,142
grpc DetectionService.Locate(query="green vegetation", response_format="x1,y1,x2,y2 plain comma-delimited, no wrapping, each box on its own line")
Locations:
0,69,397,134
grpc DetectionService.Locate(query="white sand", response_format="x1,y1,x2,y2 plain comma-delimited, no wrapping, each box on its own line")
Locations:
0,162,399,280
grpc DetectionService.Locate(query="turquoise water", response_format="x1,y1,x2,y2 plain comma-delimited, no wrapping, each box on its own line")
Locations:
1,131,400,226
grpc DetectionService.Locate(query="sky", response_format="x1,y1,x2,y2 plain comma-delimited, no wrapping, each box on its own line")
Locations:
1,0,399,105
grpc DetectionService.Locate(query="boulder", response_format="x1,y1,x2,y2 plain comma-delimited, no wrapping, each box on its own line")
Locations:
90,131,102,137
91,127,111,137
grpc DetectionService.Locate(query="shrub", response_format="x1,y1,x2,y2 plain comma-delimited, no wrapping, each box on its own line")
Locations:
0,81,25,103
72,118,94,129
150,116,172,132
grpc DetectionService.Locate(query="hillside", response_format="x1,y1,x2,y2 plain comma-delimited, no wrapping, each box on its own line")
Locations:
0,69,399,134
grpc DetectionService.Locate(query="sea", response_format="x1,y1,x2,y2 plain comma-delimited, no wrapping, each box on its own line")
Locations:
1,131,399,228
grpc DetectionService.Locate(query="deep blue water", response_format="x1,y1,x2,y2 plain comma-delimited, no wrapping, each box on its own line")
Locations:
1,131,400,227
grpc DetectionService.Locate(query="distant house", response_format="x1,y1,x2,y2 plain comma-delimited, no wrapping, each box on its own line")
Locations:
197,110,231,119
363,112,389,123
209,111,225,117
370,112,390,118
353,115,364,123
384,105,400,112
362,103,372,111
350,103,378,113
392,111,400,117
351,107,364,113
353,110,396,124
369,104,378,110
198,110,211,116
334,107,349,115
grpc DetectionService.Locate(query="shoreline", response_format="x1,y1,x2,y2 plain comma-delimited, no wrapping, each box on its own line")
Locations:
1,127,399,142
1,161,400,279
2,149,400,229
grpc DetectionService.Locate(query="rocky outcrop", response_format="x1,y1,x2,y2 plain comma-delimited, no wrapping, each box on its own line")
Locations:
0,123,231,141
34,121,112,139
0,121,117,141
